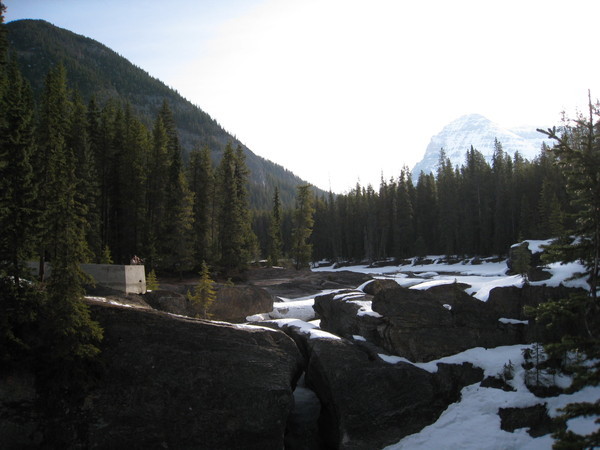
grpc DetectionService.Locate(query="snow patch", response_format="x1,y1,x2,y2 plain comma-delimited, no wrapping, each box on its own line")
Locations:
271,318,341,340
499,317,528,325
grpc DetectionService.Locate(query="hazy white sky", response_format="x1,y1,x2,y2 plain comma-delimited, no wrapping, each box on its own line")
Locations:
6,0,600,192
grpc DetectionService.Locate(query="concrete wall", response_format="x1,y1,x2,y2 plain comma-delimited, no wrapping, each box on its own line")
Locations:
27,262,146,294
81,264,146,294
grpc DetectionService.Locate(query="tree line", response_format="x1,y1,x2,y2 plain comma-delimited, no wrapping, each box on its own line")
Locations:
304,140,571,263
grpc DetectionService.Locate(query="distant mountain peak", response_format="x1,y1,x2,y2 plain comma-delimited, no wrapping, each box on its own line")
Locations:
412,113,548,176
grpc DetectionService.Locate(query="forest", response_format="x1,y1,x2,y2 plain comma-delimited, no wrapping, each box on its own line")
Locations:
307,141,569,263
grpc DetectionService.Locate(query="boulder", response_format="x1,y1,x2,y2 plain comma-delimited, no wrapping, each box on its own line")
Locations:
498,404,556,437
313,290,384,345
305,335,483,449
256,318,485,449
143,285,273,323
314,285,528,362
0,301,303,449
361,278,399,296
487,284,587,320
210,285,273,322
254,270,372,299
371,287,524,362
143,289,188,314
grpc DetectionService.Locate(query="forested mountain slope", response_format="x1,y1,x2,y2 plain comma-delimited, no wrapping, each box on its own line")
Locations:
6,19,313,208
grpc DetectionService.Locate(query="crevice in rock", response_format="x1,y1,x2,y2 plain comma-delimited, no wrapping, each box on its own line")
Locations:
285,373,327,450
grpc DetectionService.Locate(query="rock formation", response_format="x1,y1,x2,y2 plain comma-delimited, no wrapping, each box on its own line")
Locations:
259,318,483,450
143,284,273,322
0,301,303,449
315,284,527,362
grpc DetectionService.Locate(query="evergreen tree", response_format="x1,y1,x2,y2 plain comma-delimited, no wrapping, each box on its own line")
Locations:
460,147,493,254
186,261,216,319
393,168,415,258
68,92,100,262
538,178,564,238
0,56,37,286
158,101,195,275
189,146,214,267
144,113,169,268
533,95,600,447
292,185,315,269
491,139,515,254
437,150,460,255
414,171,438,254
146,268,159,290
511,243,531,283
267,187,283,266
36,63,103,370
36,63,75,277
216,143,255,274
117,103,149,262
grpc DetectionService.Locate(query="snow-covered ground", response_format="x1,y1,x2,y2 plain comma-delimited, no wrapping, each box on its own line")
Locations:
248,255,598,449
313,255,589,301
382,344,600,449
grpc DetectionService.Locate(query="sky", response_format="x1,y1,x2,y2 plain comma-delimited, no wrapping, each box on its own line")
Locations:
5,0,600,193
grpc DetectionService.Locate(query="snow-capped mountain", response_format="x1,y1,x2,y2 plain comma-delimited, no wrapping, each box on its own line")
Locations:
412,114,549,176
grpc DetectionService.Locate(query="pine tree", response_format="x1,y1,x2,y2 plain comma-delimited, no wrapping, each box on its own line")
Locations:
414,172,438,254
292,184,315,269
538,178,564,239
393,168,415,258
533,95,600,447
186,261,216,319
511,243,531,283
117,103,149,262
460,147,493,254
437,150,460,255
189,146,214,266
36,63,103,366
491,139,515,254
68,92,101,262
158,101,195,275
0,56,37,286
144,114,169,269
146,269,159,290
267,187,283,266
36,63,74,278
216,143,255,275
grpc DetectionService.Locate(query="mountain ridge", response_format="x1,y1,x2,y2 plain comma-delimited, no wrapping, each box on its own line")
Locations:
412,114,549,176
6,19,319,208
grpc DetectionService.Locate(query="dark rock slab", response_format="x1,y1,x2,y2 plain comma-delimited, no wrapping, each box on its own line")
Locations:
498,404,556,437
487,284,587,320
210,285,273,322
143,285,273,323
256,318,485,450
255,270,373,299
1,301,303,449
313,290,384,345
371,287,524,362
86,303,302,449
361,278,399,296
305,336,483,449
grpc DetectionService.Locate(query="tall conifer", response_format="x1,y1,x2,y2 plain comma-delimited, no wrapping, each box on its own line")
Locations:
267,187,283,266
292,185,315,269
189,146,214,267
0,56,37,286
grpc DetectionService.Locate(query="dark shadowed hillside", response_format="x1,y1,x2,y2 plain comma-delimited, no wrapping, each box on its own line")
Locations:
6,19,319,208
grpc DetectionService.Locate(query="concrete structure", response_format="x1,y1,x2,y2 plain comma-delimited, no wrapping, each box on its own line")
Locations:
27,262,146,294
81,264,146,294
